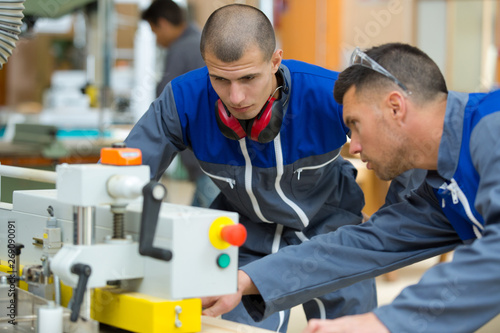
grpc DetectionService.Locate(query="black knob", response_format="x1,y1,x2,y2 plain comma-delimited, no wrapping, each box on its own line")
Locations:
111,142,127,148
14,243,24,256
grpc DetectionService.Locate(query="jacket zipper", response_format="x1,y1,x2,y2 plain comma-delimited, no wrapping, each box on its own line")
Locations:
274,134,310,228
239,139,272,223
444,178,484,238
294,150,341,180
200,168,236,189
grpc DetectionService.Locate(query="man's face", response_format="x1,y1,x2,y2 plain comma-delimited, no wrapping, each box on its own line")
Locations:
149,19,174,48
205,45,282,120
343,86,411,180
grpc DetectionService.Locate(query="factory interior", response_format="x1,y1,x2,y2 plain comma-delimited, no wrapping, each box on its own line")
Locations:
0,0,500,332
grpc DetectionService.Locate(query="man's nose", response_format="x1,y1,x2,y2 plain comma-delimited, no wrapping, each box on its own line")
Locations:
229,83,245,106
349,137,362,155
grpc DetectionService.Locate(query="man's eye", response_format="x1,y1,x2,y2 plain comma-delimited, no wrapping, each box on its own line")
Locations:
243,76,255,81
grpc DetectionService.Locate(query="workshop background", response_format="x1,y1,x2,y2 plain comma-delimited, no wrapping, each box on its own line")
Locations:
0,0,499,332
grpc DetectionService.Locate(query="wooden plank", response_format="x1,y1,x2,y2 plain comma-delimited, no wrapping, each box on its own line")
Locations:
202,316,274,333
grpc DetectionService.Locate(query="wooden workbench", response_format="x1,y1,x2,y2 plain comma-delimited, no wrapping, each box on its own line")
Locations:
202,316,273,332
98,317,273,332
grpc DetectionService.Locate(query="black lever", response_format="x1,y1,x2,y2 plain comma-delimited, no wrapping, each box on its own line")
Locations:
139,181,172,261
14,243,24,285
69,263,91,322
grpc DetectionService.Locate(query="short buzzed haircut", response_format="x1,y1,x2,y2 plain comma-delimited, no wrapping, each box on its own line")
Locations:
141,0,185,26
334,43,448,106
200,4,276,62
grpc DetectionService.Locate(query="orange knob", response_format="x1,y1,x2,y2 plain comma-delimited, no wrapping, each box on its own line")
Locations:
101,147,142,166
220,224,247,247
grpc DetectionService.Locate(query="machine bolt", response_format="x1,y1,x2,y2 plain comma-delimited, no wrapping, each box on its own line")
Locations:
174,305,182,328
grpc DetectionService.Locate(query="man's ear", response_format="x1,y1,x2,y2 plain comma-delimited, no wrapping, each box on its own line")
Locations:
271,49,283,74
386,91,407,123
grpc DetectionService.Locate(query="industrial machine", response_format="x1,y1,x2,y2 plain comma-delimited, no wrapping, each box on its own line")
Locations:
0,0,24,69
0,145,247,332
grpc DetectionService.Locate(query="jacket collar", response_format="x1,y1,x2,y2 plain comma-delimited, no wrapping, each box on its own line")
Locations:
436,91,470,181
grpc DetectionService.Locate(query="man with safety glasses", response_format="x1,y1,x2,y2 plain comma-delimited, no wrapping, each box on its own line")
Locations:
203,43,500,333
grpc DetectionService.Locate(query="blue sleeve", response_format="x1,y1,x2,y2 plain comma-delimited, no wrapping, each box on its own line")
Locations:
375,111,500,332
241,181,461,321
124,83,186,180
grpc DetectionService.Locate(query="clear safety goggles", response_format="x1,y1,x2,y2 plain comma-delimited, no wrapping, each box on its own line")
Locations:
350,47,412,95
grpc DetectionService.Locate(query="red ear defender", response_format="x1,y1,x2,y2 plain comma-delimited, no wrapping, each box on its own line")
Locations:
215,97,284,144
215,99,247,140
250,96,276,142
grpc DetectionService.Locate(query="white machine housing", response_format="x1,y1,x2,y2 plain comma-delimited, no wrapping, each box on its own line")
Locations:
0,164,239,300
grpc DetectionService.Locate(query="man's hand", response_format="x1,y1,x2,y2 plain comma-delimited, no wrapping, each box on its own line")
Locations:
201,270,259,317
201,292,242,317
302,313,390,333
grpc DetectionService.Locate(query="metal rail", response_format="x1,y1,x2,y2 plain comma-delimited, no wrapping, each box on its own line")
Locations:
0,165,57,184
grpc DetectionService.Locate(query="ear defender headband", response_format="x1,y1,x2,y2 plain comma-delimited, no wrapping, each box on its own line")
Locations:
215,69,288,144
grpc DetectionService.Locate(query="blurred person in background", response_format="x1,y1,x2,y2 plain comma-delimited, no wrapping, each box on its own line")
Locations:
142,0,219,207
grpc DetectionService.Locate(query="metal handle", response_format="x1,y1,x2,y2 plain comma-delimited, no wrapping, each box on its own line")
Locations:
138,181,172,261
69,263,91,322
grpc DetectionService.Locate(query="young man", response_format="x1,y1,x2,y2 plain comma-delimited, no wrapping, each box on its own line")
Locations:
203,43,500,333
125,4,376,332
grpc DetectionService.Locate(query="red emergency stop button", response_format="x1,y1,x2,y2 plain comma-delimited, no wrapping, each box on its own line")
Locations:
209,217,246,249
221,224,247,247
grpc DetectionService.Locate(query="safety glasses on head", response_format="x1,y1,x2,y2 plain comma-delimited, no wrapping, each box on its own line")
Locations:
350,47,412,95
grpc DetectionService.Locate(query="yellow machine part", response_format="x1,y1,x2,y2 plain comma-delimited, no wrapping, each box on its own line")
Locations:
0,264,28,291
1,265,201,332
92,287,202,333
